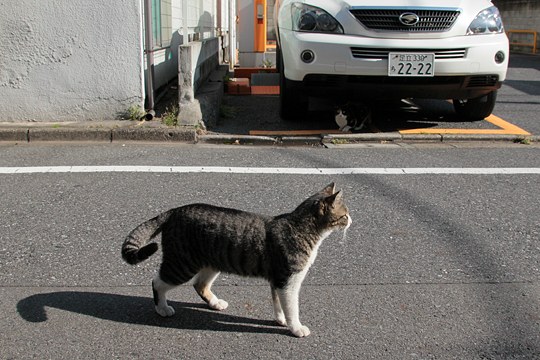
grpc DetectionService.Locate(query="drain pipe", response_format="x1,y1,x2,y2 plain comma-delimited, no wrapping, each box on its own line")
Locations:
143,0,155,119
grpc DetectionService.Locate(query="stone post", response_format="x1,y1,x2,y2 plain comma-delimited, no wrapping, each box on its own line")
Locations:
178,44,203,127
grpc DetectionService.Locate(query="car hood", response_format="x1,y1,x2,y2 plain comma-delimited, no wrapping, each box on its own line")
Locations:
341,0,493,9
303,0,497,15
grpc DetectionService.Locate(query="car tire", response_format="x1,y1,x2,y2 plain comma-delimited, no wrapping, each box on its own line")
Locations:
278,48,307,121
453,90,497,121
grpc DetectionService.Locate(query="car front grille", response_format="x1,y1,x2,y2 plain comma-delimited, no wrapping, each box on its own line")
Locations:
303,74,499,88
350,8,460,32
465,75,499,88
303,74,463,87
350,48,467,60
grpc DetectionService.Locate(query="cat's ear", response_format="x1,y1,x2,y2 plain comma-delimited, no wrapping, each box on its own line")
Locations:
320,183,336,196
324,190,342,208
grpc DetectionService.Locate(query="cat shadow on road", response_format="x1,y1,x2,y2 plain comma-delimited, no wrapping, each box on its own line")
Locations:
17,291,288,335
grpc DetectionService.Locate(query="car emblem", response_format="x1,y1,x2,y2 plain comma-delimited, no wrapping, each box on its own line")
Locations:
399,12,420,26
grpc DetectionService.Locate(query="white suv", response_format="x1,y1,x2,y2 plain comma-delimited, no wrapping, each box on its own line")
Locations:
274,0,509,120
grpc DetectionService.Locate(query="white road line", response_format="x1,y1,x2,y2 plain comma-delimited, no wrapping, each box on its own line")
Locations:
0,166,539,175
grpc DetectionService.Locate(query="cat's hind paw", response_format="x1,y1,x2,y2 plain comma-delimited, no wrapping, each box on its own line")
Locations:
208,298,228,311
155,305,175,317
290,325,311,338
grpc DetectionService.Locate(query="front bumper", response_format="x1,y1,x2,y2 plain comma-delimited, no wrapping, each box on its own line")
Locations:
280,30,509,99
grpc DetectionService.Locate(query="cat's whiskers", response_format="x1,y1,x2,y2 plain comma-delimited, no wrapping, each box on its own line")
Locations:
340,214,352,244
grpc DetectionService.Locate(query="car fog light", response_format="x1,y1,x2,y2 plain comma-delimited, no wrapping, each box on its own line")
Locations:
495,51,505,64
301,50,315,63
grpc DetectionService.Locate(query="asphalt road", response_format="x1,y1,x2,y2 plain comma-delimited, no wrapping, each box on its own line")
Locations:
1,143,539,359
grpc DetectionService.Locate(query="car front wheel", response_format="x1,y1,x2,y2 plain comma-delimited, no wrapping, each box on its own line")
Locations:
453,90,497,121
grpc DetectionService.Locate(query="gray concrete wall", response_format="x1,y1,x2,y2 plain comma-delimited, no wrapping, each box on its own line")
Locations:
0,0,145,121
496,0,540,53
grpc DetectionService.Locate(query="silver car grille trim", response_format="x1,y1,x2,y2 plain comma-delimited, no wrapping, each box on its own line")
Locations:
350,48,467,60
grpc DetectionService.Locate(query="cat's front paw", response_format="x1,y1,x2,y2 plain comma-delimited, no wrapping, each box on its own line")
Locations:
155,305,175,317
290,325,311,338
208,298,228,311
275,315,287,327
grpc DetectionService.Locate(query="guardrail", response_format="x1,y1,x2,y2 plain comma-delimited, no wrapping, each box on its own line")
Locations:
507,29,537,54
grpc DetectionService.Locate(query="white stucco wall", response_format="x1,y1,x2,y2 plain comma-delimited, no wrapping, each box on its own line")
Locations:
0,0,144,121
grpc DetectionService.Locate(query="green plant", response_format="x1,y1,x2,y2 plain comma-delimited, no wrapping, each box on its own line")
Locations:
331,138,350,145
127,105,145,121
514,137,531,145
161,105,179,126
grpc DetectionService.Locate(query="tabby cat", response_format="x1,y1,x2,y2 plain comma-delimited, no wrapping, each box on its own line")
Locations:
121,183,351,337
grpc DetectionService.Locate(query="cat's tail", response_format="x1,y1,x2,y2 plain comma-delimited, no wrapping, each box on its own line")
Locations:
121,211,171,265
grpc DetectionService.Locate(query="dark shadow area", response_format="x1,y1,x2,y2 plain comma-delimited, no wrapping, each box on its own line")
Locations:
496,100,540,105
370,98,470,131
214,95,492,135
154,81,179,118
17,291,288,335
149,32,184,116
214,95,337,134
508,53,540,71
503,80,540,96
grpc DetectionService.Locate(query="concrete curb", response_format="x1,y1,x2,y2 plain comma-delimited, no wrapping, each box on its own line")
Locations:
0,124,197,143
323,133,403,143
29,128,113,142
323,133,539,144
197,134,278,145
439,134,535,142
0,126,538,145
112,127,196,142
280,136,323,146
0,128,28,142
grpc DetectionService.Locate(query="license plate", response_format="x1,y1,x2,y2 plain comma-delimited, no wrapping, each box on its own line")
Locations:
388,53,434,77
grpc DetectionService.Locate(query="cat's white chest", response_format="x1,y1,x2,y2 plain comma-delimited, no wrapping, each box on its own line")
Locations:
284,230,333,294
306,230,331,267
335,112,349,131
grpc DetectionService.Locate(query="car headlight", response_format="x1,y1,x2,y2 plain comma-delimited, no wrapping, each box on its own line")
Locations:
291,3,343,33
467,6,504,35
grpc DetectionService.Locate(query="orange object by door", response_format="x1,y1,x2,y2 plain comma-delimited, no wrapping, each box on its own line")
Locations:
254,0,266,52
